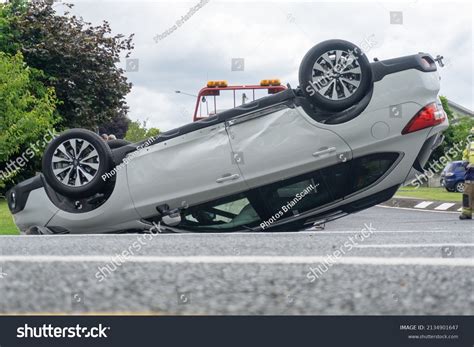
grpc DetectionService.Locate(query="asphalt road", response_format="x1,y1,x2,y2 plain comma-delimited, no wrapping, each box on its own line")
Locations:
0,206,472,315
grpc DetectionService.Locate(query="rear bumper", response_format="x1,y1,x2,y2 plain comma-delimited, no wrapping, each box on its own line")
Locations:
403,126,447,185
412,132,445,172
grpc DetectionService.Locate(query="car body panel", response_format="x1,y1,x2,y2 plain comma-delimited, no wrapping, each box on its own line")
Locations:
307,70,442,154
12,188,59,233
227,106,352,189
43,170,144,234
127,122,247,218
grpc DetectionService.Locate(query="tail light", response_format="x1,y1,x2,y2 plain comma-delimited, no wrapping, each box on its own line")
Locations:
402,102,446,135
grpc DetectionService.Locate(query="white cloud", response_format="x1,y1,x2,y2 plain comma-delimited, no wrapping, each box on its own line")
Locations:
125,86,193,130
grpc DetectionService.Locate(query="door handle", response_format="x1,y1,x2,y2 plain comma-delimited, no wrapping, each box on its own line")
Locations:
216,173,240,183
312,147,336,157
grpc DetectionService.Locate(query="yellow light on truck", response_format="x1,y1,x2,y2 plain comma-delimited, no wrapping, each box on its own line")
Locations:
260,79,281,86
207,80,228,87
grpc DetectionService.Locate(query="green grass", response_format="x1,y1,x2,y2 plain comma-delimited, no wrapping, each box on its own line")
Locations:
395,186,462,202
0,200,19,235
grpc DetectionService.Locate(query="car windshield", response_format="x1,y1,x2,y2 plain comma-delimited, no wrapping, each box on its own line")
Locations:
444,163,456,172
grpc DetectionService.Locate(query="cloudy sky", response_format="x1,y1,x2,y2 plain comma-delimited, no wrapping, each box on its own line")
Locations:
62,0,472,131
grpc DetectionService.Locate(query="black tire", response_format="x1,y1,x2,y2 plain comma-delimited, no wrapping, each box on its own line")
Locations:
42,129,113,198
107,139,131,149
455,181,465,193
299,39,372,112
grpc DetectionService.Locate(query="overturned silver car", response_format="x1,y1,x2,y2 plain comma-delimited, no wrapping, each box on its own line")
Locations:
6,39,448,234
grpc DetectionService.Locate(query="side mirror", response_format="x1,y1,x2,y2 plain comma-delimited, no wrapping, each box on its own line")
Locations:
162,213,182,227
201,96,207,103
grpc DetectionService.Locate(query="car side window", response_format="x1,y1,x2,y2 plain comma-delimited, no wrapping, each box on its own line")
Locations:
256,154,397,222
350,153,399,193
180,194,261,231
320,161,351,200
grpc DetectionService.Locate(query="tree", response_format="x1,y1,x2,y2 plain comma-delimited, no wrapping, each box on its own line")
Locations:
125,120,160,142
7,1,134,129
0,1,22,54
98,112,131,139
0,52,58,189
428,96,474,164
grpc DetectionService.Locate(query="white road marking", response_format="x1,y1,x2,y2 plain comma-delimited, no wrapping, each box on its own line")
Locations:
435,203,456,210
414,201,434,209
0,255,473,266
354,243,474,249
377,205,458,214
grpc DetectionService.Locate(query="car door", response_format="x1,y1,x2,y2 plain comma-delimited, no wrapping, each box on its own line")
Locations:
226,105,352,189
127,123,247,218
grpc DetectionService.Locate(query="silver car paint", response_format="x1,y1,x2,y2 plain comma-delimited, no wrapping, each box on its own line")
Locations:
12,188,59,233
226,107,352,189
14,168,145,234
126,122,248,218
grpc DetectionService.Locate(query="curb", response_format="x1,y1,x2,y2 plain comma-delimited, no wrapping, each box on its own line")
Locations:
380,197,462,212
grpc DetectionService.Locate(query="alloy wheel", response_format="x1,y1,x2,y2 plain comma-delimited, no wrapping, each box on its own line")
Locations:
51,138,100,187
311,49,362,101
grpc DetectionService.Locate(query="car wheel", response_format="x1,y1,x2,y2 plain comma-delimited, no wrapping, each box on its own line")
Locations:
299,39,373,112
42,129,113,198
455,181,465,193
